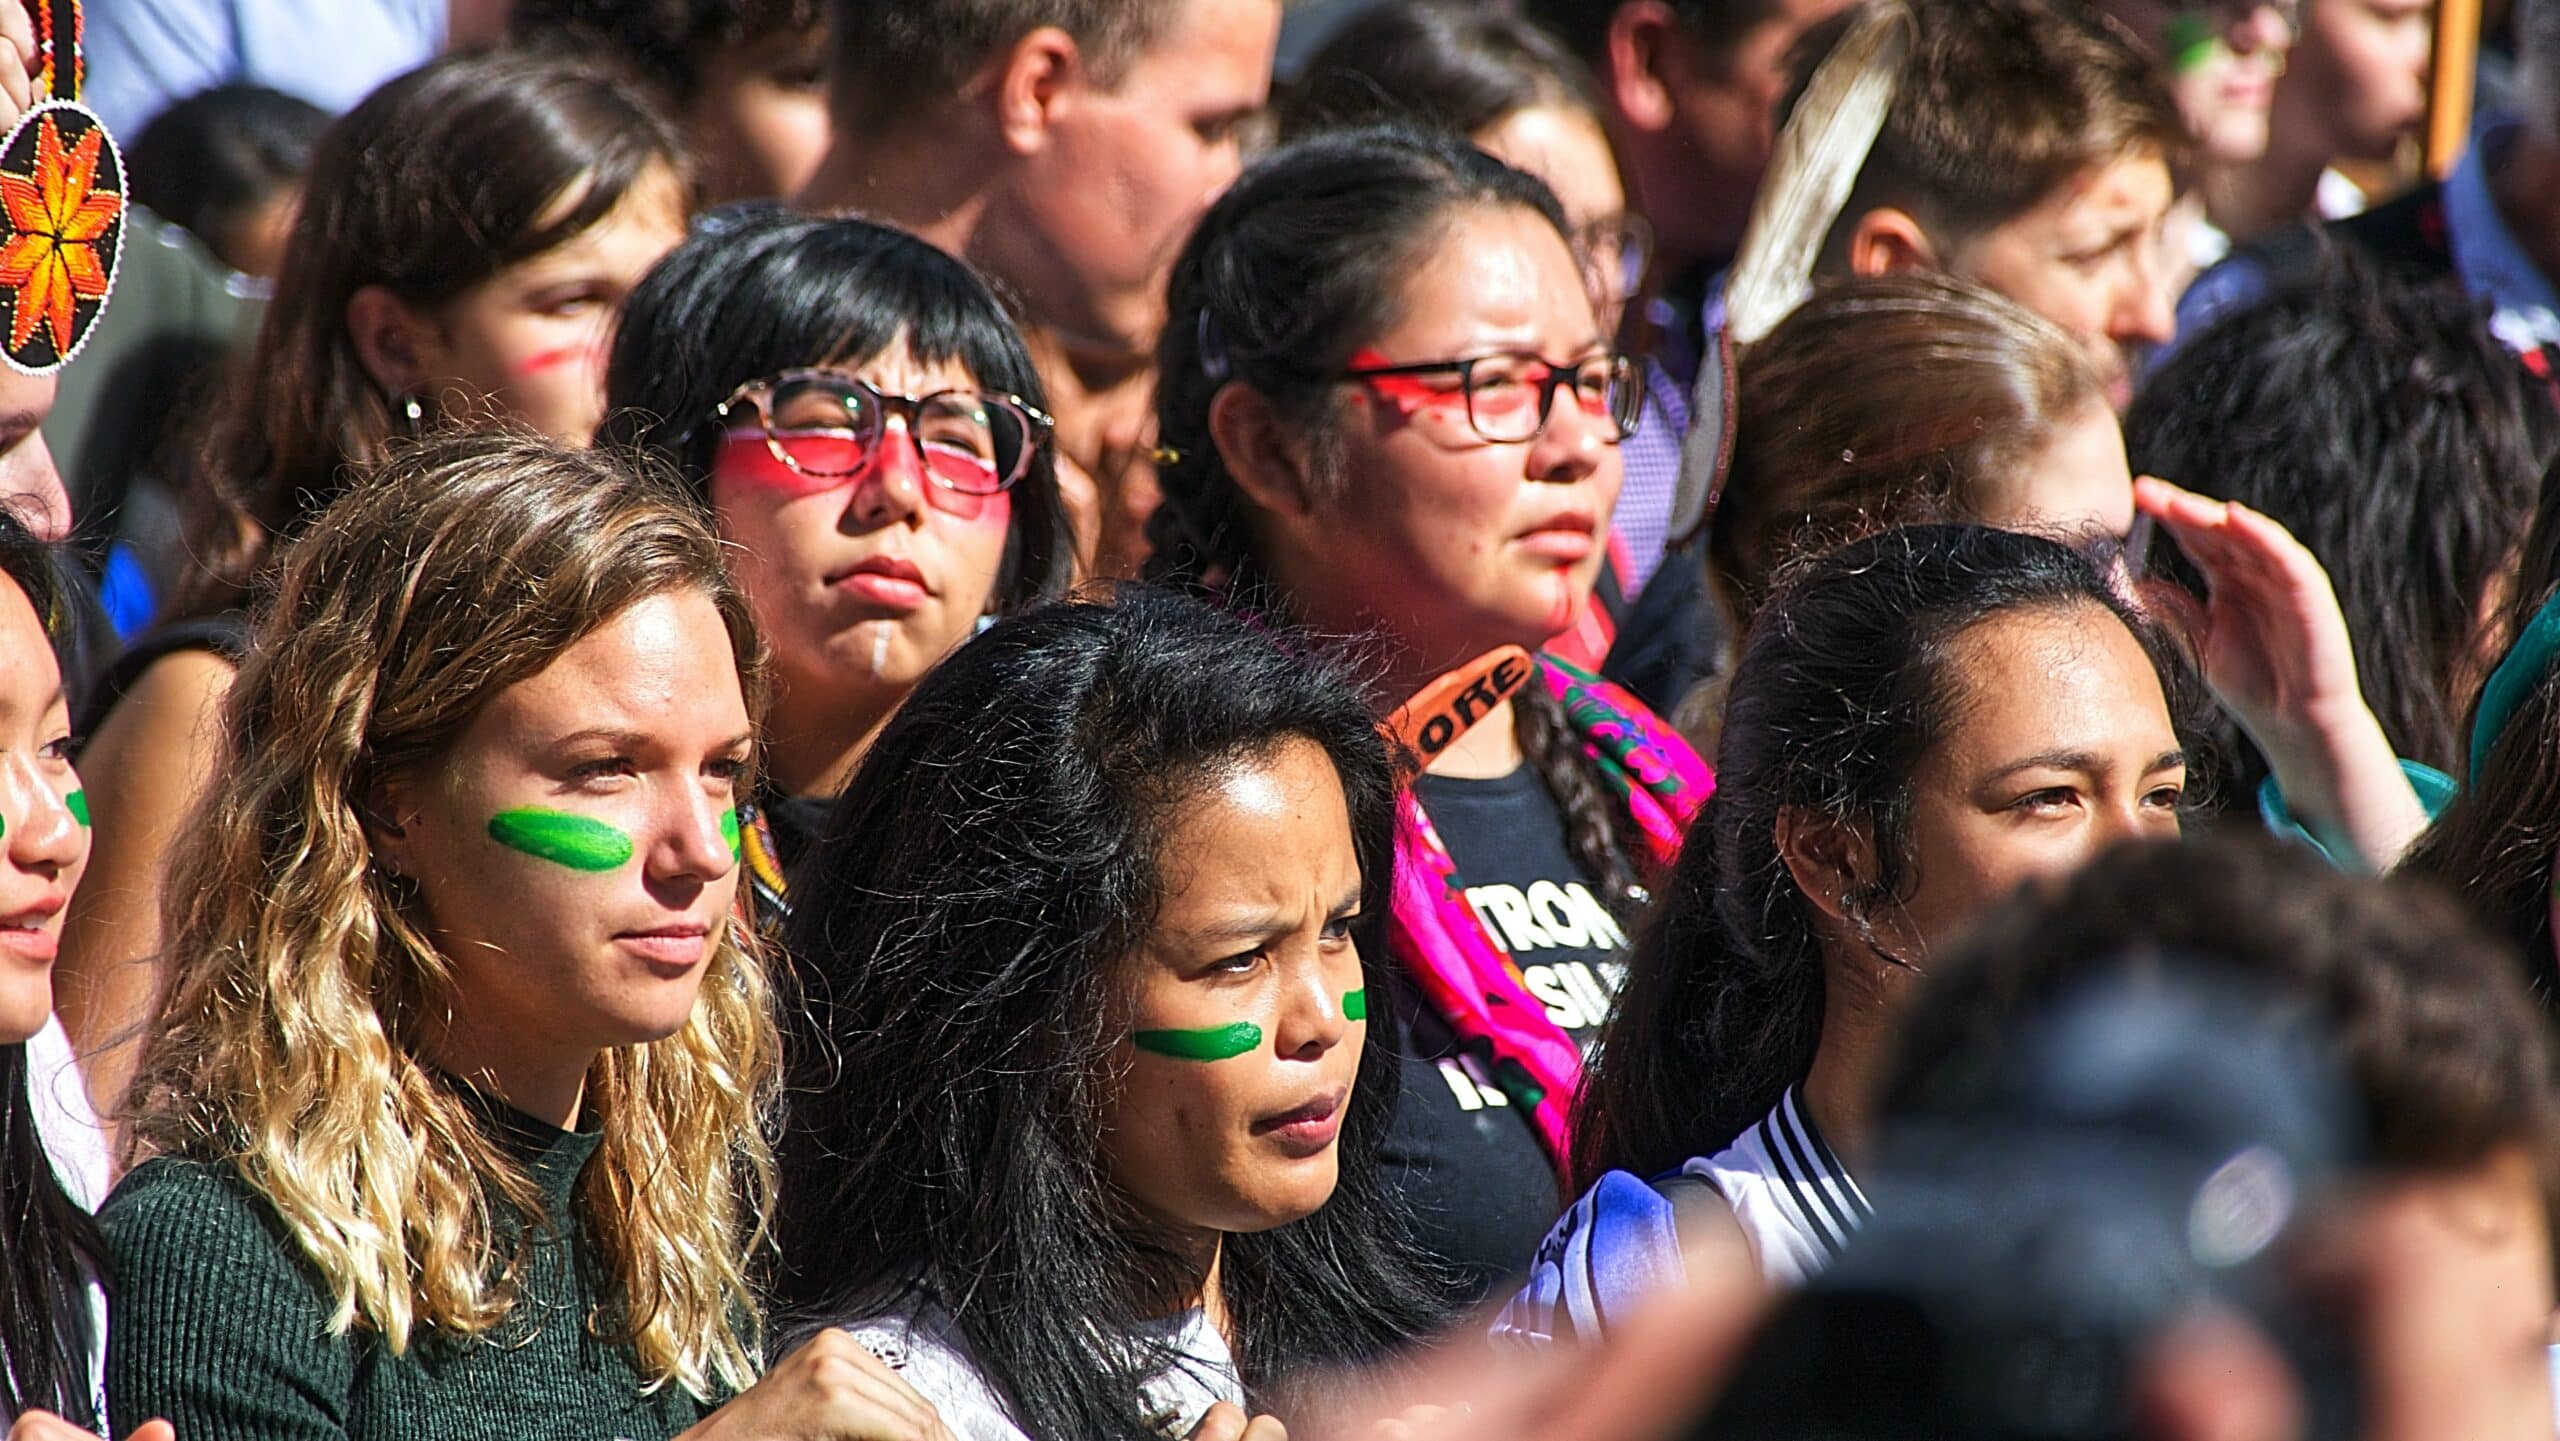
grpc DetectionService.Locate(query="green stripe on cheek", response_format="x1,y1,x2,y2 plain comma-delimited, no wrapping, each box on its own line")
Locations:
1133,1022,1264,1062
721,808,741,859
486,808,634,872
1343,988,1367,1022
65,789,87,827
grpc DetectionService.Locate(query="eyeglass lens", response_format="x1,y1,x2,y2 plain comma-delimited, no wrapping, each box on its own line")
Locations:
762,374,1030,494
1463,355,1641,444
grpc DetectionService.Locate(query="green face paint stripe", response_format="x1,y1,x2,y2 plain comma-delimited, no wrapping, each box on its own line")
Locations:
1133,1022,1263,1061
65,789,87,827
1343,988,1367,1022
486,808,635,872
721,808,741,860
2162,12,2218,74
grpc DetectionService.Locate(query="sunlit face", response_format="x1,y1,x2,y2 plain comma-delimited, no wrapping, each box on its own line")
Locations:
1012,0,1277,359
1950,153,2178,410
0,573,85,1043
1279,205,1623,674
707,340,1015,751
1979,398,2140,544
0,372,64,542
2106,0,2295,164
688,25,832,205
1474,102,1640,331
417,163,689,442
1877,602,2185,958
1101,739,1368,1242
2282,0,2433,163
380,590,751,1064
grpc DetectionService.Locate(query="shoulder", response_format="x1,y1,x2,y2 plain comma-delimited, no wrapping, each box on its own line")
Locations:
101,1155,326,1303
832,1312,1031,1441
1491,1169,1690,1346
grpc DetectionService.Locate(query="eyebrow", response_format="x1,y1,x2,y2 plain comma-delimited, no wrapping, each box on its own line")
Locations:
545,726,755,753
1985,747,2187,783
1177,885,1366,949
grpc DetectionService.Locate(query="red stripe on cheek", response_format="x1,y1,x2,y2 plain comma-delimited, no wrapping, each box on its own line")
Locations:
713,431,862,498
925,485,1011,526
509,335,606,380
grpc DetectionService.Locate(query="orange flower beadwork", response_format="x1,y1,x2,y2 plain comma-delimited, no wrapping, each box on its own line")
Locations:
0,108,121,360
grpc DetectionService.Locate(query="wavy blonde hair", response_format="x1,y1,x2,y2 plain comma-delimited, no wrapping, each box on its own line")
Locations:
121,430,778,1399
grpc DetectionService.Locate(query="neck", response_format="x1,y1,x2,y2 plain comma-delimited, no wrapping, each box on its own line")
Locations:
763,670,901,800
2488,128,2560,294
1797,947,1907,1167
2223,116,2334,245
426,1019,590,1131
800,127,990,258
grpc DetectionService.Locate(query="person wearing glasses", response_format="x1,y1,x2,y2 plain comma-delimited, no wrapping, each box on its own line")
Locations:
1147,126,1710,1305
601,206,1075,921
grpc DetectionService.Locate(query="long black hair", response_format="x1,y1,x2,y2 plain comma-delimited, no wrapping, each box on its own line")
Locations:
1571,524,2199,1188
600,203,1074,609
1278,0,1601,142
0,510,96,1425
1146,125,1646,909
2130,257,2555,789
775,585,1444,1437
2402,451,2560,1000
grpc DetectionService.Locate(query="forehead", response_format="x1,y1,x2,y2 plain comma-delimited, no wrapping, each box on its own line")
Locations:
478,590,747,737
1927,602,2175,767
819,335,984,393
2002,150,2176,243
1151,739,1360,911
0,574,59,721
1121,0,1279,106
1364,204,1601,354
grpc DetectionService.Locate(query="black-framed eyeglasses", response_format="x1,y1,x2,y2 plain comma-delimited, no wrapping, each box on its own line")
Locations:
712,368,1055,496
1337,348,1642,446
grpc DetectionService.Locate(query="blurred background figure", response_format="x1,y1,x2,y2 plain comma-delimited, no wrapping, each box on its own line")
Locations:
510,0,831,205
2085,0,2298,278
84,0,510,139
2233,0,2432,240
124,85,328,282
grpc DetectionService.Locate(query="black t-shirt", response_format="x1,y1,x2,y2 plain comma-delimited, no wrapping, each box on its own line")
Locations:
1381,764,1633,1306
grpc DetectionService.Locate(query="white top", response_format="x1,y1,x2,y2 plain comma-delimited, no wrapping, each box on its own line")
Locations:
23,1015,111,1422
842,1303,1244,1441
1675,1085,1872,1288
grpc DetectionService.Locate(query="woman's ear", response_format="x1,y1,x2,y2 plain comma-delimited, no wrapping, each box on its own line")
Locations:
1774,805,1882,926
359,778,419,879
1844,207,1940,278
1208,384,1321,522
345,285,443,398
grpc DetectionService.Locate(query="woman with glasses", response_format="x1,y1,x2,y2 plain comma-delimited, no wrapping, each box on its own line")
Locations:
1147,126,1707,1305
602,206,1075,920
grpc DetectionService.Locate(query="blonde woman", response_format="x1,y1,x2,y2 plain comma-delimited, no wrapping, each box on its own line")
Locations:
97,433,952,1440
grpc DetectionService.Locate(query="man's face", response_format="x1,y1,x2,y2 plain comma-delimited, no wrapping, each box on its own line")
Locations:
1016,0,1278,362
1948,151,2179,409
0,371,65,541
1649,0,1856,268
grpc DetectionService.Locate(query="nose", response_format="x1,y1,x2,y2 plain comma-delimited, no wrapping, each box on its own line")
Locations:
1525,386,1610,486
2112,246,2177,350
2229,3,2291,53
843,416,928,529
1,758,84,879
647,789,739,886
0,428,68,542
1273,961,1358,1061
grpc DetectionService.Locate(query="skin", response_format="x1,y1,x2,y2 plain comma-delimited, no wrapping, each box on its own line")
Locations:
1473,102,1642,332
1976,397,2140,543
2282,0,2432,164
687,24,833,205
1601,0,1857,275
0,371,65,541
2101,0,2295,166
1941,154,2181,410
373,590,751,1129
707,340,1015,800
1784,602,2185,1158
358,162,690,444
1100,736,1367,1273
0,573,84,1044
1226,205,1623,777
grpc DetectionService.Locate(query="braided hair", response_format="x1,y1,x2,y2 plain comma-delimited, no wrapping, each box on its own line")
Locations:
1146,125,1643,910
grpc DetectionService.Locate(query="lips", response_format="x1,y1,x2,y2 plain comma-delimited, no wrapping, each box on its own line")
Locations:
615,922,712,974
830,554,931,612
1254,1084,1347,1157
0,894,66,964
1517,511,1599,564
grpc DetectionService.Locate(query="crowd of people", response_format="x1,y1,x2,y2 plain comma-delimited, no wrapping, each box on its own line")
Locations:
7,0,2560,1437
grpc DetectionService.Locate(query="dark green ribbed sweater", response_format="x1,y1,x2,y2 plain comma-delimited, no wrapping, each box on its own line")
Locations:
99,1101,715,1441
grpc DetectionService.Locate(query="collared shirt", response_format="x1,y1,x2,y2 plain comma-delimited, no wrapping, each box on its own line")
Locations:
1614,281,1726,595
88,0,444,137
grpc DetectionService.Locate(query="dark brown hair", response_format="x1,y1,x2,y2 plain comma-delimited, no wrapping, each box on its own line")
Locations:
1709,272,2107,638
172,49,686,622
1809,0,2183,261
824,0,1178,134
1896,835,2560,1211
